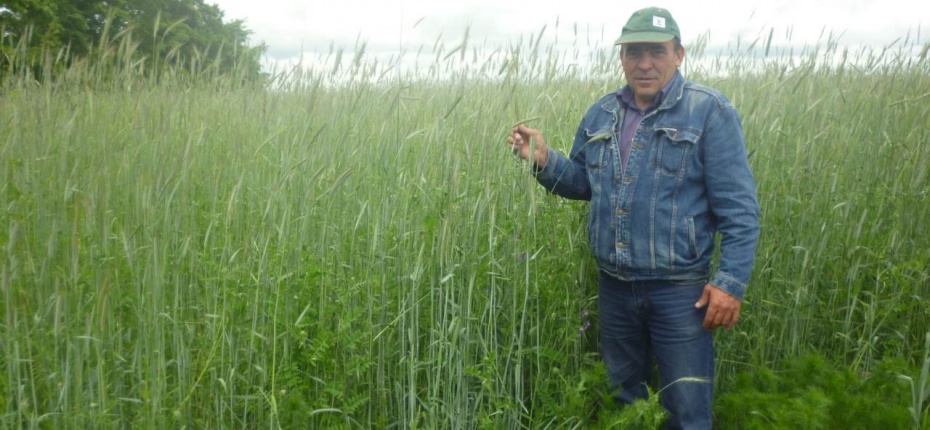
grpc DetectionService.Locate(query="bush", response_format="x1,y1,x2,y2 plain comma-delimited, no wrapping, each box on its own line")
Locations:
716,354,912,429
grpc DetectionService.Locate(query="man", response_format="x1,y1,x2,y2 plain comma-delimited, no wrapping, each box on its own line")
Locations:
507,7,760,429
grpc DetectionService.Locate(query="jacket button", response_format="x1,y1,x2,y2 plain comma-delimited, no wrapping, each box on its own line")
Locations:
623,177,634,183
616,242,627,248
616,209,627,216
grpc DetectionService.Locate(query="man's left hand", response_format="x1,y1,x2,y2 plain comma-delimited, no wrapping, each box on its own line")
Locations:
694,284,741,330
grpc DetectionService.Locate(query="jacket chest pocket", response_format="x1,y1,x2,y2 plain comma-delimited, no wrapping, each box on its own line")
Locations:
584,127,614,167
583,128,613,194
653,127,699,176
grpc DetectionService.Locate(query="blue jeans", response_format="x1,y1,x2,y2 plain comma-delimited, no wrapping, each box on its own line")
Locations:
598,274,714,430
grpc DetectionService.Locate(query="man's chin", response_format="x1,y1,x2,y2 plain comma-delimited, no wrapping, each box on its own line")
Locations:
632,88,658,100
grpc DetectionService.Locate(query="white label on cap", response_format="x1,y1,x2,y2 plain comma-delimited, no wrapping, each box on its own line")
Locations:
653,16,666,28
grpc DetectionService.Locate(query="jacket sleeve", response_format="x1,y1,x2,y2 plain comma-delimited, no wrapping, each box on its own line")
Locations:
703,104,761,300
533,120,593,201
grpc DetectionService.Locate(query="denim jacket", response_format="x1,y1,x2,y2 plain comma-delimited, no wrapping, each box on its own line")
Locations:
535,71,760,300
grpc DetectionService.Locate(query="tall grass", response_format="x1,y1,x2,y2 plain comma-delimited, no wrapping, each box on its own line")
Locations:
2,22,929,428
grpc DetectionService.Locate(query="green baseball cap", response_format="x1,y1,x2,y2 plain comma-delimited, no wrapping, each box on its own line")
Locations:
614,7,680,45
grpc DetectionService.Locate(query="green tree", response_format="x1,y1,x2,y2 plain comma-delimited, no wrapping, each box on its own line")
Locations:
1,0,121,57
125,0,264,80
0,0,264,84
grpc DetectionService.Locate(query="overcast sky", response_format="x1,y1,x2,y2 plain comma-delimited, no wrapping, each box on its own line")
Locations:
209,0,927,67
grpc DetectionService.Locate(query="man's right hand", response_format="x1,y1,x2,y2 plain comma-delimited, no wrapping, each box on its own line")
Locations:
508,124,549,168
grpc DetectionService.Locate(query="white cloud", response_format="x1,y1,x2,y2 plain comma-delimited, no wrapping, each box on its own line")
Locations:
211,0,928,63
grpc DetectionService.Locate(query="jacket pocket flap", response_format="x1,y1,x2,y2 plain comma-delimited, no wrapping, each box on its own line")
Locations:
656,127,700,144
584,127,612,144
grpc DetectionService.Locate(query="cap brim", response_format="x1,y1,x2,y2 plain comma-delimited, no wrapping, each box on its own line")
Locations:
613,32,675,45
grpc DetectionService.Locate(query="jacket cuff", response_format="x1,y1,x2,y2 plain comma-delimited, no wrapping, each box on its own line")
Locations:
710,271,747,301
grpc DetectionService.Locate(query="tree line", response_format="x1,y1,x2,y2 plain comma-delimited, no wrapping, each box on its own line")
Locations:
0,0,265,83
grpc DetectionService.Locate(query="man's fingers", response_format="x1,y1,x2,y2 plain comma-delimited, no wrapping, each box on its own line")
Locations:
515,124,540,142
720,313,736,330
706,306,740,330
702,307,716,330
697,284,742,330
705,309,729,330
694,288,710,309
508,131,525,153
720,312,731,329
725,315,738,329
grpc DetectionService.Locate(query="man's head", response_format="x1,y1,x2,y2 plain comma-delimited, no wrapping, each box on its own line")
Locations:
615,7,685,108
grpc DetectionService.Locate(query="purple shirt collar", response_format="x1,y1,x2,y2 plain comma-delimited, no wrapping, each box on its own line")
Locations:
615,72,679,172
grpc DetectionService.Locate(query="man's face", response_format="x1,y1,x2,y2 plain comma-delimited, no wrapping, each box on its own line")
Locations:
620,40,684,108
